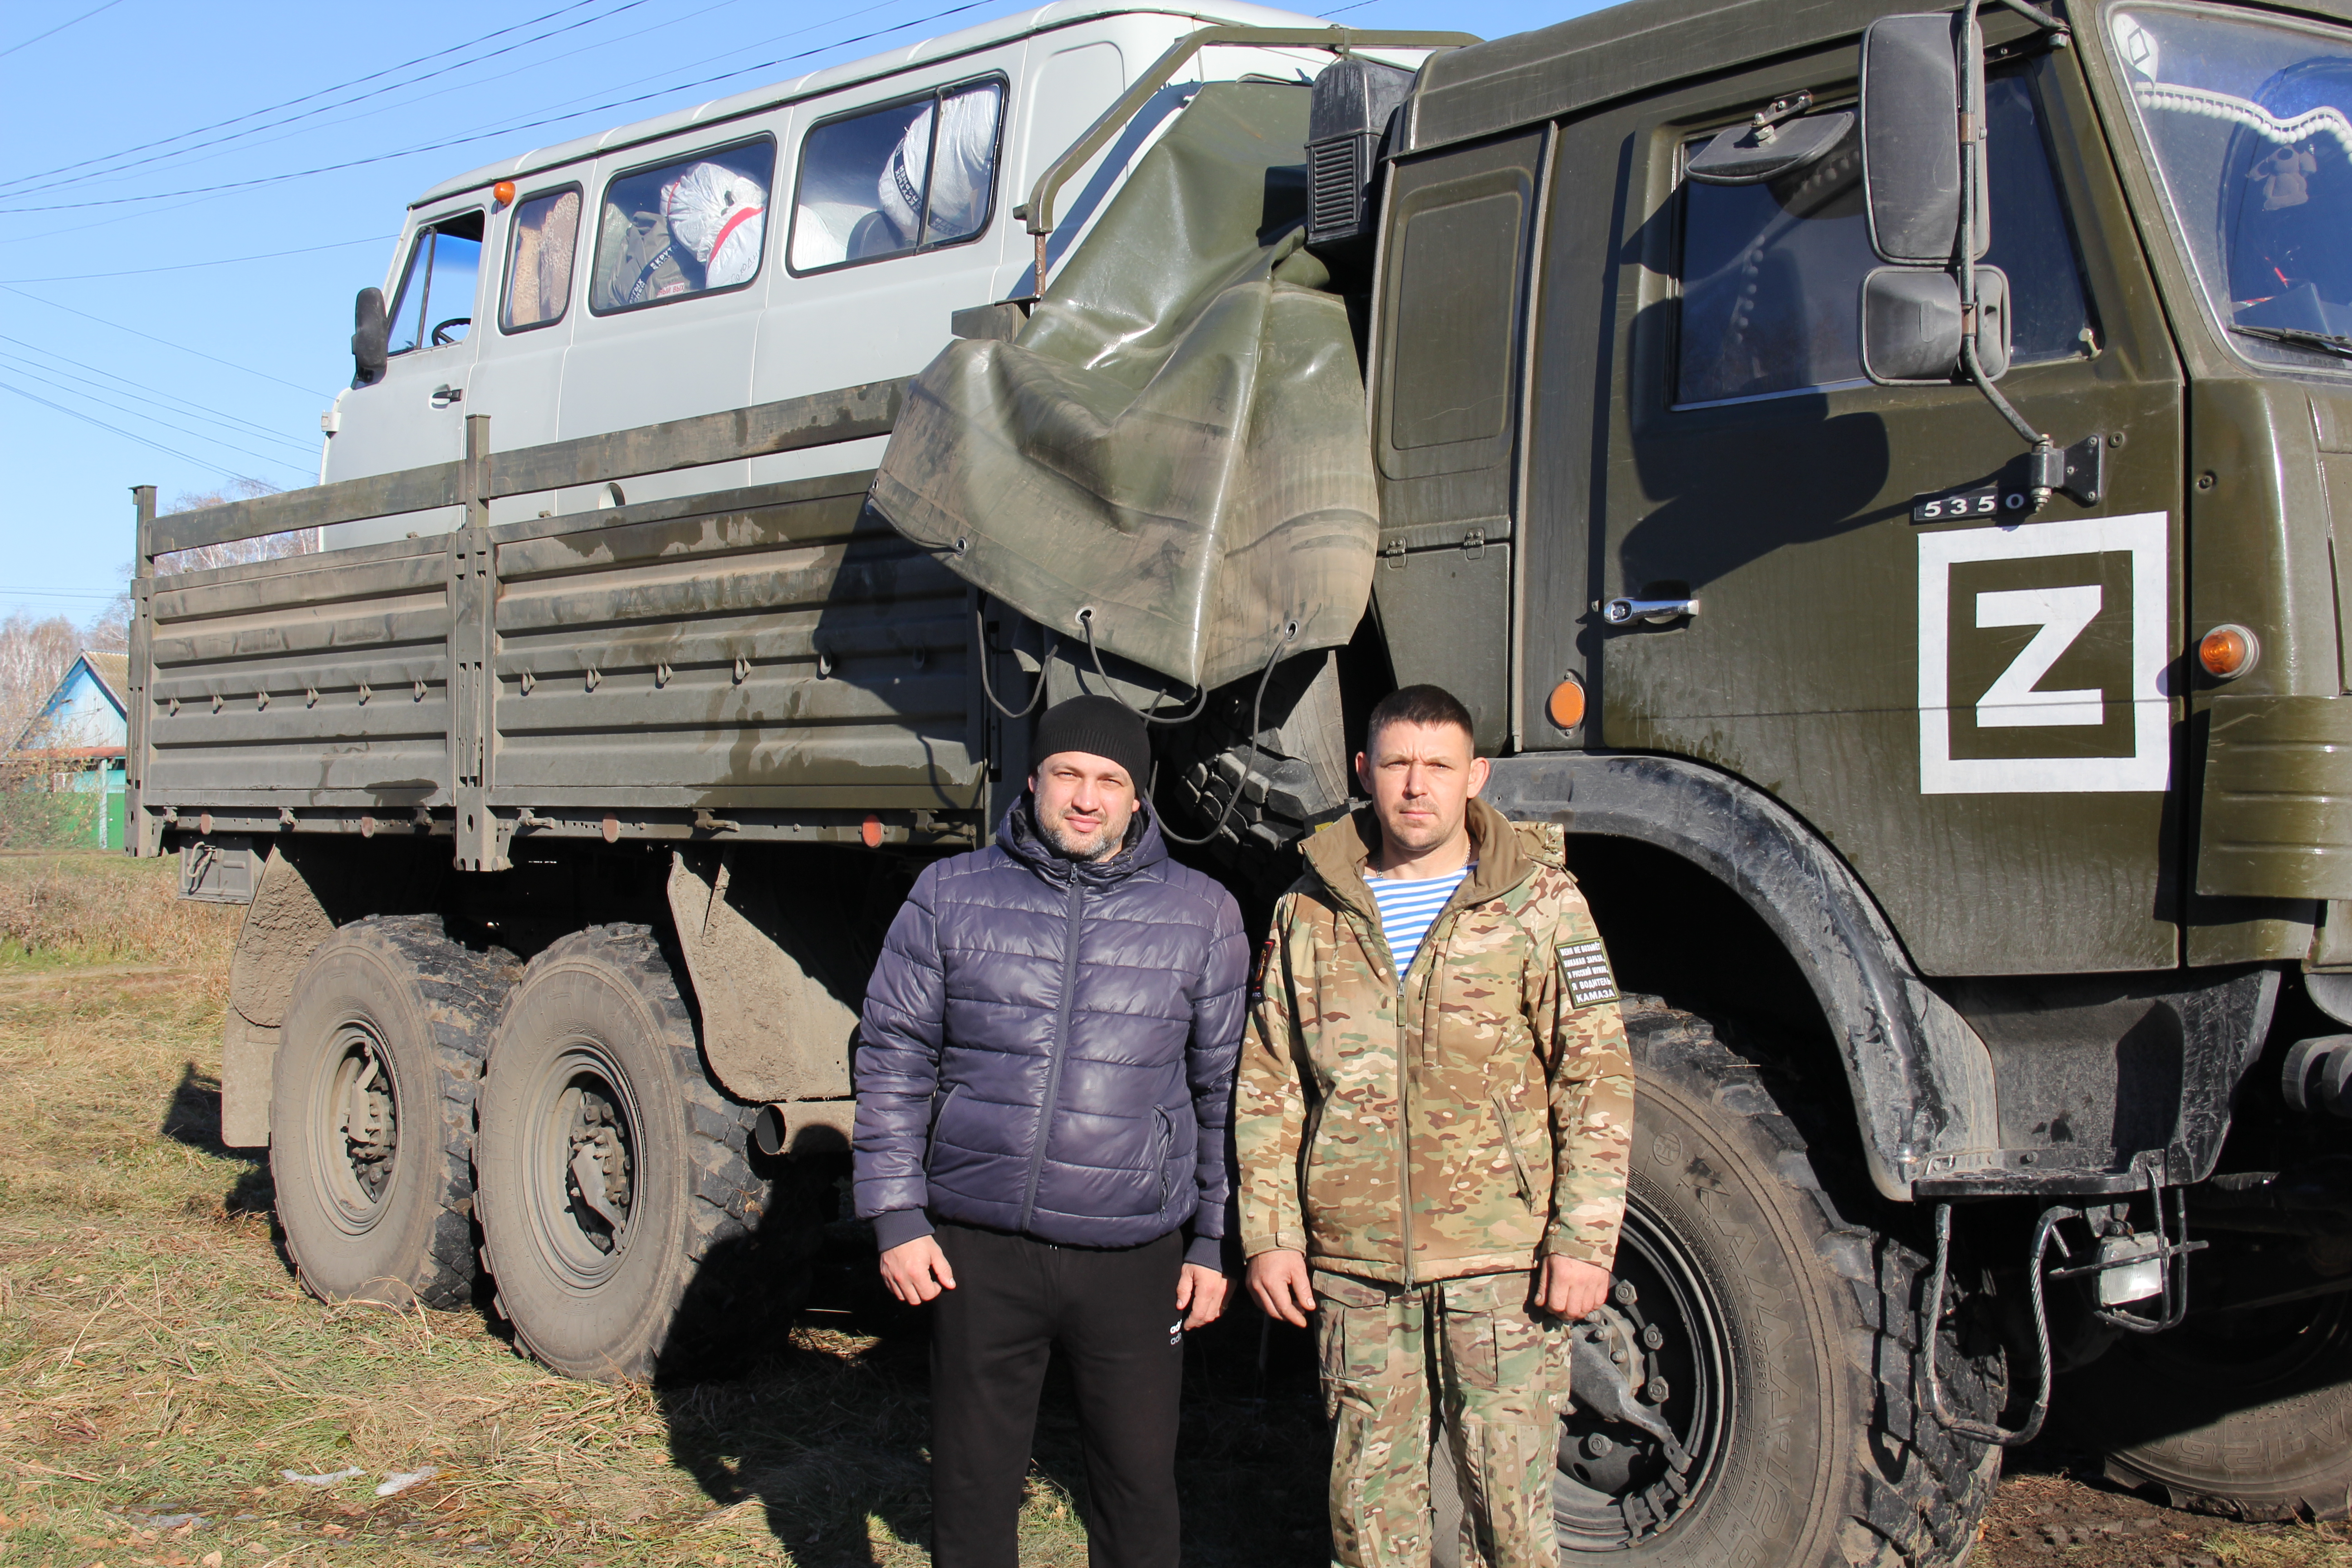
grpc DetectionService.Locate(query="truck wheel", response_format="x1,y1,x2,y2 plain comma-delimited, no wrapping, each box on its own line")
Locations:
1433,1000,2003,1566
2062,1293,2352,1519
270,914,509,1310
474,924,766,1382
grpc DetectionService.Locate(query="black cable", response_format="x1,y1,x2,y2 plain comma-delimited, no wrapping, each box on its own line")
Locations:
0,382,263,483
0,341,319,451
0,0,1000,215
0,363,314,473
974,604,1050,720
0,0,621,195
2,286,331,398
1157,622,1298,849
1077,607,1209,724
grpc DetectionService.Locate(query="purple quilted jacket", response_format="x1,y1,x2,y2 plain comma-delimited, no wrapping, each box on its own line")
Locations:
852,796,1247,1266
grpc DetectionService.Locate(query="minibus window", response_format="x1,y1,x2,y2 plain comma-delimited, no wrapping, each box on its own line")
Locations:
589,141,774,315
503,188,582,333
790,78,1006,272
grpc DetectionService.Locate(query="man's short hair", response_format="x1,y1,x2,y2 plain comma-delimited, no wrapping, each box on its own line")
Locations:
1364,684,1475,749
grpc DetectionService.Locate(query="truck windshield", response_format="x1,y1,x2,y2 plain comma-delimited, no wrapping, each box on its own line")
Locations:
2112,5,2352,368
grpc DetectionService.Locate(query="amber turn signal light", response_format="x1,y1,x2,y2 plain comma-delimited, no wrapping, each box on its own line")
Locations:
1546,675,1588,732
493,180,516,206
2199,624,2258,680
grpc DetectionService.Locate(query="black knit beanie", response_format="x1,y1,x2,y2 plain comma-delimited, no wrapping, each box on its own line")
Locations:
1031,695,1151,789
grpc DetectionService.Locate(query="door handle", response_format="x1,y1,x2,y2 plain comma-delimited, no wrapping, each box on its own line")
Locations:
431,383,464,408
1604,596,1700,626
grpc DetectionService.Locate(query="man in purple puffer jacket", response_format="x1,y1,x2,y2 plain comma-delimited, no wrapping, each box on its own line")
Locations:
853,695,1248,1568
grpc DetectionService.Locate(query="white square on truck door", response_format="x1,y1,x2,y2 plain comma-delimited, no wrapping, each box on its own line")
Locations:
1916,512,2170,794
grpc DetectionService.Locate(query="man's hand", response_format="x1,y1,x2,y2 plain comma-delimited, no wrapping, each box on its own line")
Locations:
1538,1255,1611,1319
878,1235,957,1304
1177,1263,1229,1329
1246,1248,1316,1327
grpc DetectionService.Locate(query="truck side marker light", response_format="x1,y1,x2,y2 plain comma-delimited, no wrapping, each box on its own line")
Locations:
1546,676,1587,732
863,813,884,848
600,815,620,844
2199,624,2258,679
494,181,515,207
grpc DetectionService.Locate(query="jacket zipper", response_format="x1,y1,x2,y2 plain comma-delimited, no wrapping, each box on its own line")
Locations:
1017,873,1086,1233
1153,1106,1173,1211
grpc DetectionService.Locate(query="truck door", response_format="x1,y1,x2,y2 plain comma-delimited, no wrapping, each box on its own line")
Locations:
1519,39,2188,976
323,205,485,527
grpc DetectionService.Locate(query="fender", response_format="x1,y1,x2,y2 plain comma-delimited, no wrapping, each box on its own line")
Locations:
1485,753,1998,1201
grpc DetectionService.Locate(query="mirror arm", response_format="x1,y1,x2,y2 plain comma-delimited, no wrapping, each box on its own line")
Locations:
1954,0,2056,498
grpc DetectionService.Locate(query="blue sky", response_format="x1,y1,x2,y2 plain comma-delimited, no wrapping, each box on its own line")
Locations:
0,0,1609,627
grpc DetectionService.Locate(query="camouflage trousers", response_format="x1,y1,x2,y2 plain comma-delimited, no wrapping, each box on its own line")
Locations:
1312,1269,1569,1568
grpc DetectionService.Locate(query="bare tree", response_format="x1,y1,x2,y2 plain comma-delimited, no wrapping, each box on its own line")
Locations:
0,613,89,753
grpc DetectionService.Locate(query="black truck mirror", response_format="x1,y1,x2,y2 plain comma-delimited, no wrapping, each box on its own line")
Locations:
1858,12,1986,266
352,287,389,387
1860,264,2010,384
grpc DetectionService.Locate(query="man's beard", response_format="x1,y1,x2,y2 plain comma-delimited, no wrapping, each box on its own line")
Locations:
1037,810,1125,862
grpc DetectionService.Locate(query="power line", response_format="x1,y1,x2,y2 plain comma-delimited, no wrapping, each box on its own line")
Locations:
0,286,332,399
0,0,1000,214
0,0,125,62
17,0,657,200
0,347,318,456
0,332,317,446
1,363,315,473
0,234,393,285
0,588,124,602
0,381,263,485
0,0,614,194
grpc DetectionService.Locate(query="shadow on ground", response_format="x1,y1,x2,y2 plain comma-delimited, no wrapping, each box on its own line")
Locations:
651,1170,1333,1566
159,1058,274,1218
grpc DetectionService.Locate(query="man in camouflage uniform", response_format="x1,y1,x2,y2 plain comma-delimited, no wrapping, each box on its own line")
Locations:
1237,683,1634,1568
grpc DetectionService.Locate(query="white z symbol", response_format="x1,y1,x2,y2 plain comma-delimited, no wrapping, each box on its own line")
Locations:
1974,586,2104,728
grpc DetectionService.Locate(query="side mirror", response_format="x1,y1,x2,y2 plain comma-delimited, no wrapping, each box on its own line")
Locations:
352,287,388,387
1860,265,2010,384
1859,13,1986,265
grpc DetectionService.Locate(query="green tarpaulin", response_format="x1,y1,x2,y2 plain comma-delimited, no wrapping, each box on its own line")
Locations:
869,82,1380,693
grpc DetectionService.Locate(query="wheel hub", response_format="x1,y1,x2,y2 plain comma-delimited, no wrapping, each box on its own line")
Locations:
1556,1203,1730,1551
560,1083,635,1254
330,1029,397,1210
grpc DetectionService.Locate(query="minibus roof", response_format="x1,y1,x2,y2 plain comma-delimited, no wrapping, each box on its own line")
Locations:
411,0,1333,209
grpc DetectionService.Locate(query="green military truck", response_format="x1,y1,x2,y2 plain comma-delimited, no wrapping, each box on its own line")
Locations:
129,0,2352,1561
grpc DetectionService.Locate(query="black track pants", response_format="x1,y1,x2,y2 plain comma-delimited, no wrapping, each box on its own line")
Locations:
928,1222,1186,1568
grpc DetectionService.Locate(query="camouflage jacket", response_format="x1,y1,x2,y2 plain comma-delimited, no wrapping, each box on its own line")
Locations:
1235,798,1634,1284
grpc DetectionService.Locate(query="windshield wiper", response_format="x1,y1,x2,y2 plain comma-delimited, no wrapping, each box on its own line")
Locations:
2232,323,2352,362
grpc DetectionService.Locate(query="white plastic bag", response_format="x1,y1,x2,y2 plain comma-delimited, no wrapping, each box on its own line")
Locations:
663,162,767,288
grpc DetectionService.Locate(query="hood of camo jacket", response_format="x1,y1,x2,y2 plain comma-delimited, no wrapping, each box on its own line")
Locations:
1234,796,1634,1285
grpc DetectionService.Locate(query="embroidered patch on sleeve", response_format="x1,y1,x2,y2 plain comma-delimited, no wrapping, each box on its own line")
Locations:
1558,938,1620,1009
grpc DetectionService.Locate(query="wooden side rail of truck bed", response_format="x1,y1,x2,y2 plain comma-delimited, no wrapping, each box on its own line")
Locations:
124,377,997,872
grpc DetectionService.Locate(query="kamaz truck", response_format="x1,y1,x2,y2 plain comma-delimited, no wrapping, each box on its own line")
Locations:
127,0,2352,1561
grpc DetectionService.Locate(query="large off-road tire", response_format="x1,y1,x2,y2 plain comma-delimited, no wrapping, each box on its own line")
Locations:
2059,1293,2352,1519
1437,999,2004,1566
270,914,510,1310
474,924,768,1382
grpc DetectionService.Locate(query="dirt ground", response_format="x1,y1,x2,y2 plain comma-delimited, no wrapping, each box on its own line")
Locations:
0,853,2349,1567
1972,1456,2352,1568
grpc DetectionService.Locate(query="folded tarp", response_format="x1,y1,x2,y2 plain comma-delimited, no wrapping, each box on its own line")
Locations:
868,81,1379,693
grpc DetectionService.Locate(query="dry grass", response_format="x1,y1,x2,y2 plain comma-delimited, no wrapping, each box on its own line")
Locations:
0,853,238,972
0,856,1328,1567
